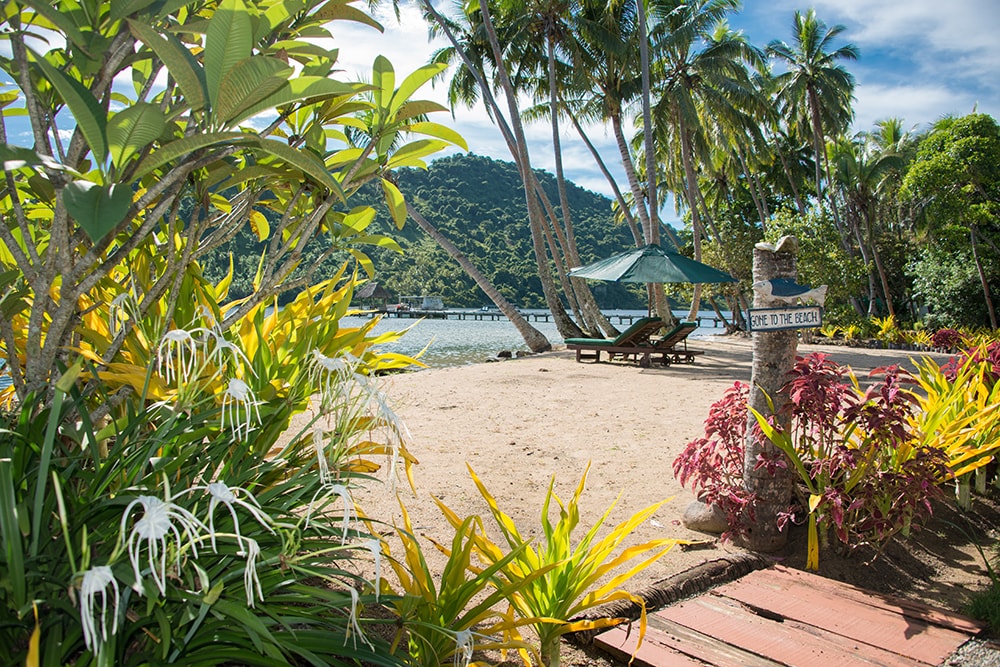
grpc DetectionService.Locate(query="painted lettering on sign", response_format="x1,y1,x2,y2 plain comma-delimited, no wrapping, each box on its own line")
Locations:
748,306,823,332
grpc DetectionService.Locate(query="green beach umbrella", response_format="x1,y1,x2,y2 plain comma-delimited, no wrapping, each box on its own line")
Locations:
568,243,737,284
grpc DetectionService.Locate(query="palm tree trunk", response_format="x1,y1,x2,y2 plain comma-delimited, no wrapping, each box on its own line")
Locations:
423,0,582,338
679,117,705,322
404,199,552,351
611,113,653,239
567,107,644,246
743,237,797,552
477,0,583,339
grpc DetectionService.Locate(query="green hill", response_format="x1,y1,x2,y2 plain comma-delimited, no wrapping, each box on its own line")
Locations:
371,153,642,308
202,153,643,309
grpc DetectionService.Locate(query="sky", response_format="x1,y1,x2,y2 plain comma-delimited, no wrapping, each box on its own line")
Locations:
328,0,1000,217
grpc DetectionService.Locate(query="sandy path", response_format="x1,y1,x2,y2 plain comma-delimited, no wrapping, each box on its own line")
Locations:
288,335,953,591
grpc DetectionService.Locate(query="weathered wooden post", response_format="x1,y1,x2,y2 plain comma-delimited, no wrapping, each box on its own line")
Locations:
742,236,799,551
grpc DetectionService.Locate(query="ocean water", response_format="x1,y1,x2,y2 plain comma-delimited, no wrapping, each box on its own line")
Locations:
342,309,729,368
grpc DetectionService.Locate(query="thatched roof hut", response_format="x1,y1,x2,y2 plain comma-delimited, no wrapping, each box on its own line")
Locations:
355,282,393,309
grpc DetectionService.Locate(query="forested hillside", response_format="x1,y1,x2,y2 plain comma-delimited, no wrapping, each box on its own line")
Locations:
378,154,641,308
203,154,644,309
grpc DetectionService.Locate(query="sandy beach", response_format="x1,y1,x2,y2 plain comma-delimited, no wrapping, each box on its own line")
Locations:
290,336,966,593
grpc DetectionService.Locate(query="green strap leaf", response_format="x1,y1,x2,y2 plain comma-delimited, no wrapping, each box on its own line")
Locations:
110,0,160,22
394,99,450,122
372,55,394,111
134,131,247,178
107,103,166,171
255,138,345,200
129,20,208,112
63,180,134,243
28,49,107,164
386,139,448,169
20,0,88,51
380,177,407,229
390,62,448,116
214,55,291,125
313,0,384,32
230,77,362,126
404,121,468,150
205,0,253,117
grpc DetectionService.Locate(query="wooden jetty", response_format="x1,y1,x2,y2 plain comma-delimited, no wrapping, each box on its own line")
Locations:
366,308,727,328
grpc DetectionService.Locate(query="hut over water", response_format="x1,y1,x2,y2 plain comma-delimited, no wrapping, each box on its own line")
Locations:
355,282,393,310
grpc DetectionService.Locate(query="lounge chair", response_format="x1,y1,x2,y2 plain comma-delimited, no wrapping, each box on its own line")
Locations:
565,319,702,366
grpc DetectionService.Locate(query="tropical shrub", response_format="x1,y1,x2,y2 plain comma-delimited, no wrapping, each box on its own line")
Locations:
434,465,682,667
750,354,950,569
0,328,416,665
912,344,1000,480
672,382,755,539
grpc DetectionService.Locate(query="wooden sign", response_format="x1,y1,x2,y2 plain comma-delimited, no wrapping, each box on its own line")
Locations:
748,306,823,332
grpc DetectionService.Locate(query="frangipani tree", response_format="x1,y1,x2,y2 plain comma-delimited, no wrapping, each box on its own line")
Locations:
0,0,464,406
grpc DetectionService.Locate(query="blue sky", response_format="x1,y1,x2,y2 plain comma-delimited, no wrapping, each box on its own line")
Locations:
329,0,1000,216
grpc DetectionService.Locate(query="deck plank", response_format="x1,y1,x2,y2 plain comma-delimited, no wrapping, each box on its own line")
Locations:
749,566,986,634
660,593,932,667
712,570,971,665
592,565,983,666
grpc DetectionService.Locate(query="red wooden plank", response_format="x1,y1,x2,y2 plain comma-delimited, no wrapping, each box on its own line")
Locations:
753,566,986,634
596,612,784,667
712,570,971,665
660,593,931,667
596,623,711,667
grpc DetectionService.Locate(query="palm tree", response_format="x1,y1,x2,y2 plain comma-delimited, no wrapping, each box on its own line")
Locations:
421,0,586,338
767,9,857,216
650,1,766,320
830,134,904,316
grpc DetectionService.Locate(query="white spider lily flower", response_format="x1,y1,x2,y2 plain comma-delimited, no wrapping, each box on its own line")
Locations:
368,388,411,487
79,565,120,652
238,536,264,607
156,329,198,386
191,481,275,552
121,493,207,596
345,587,374,650
305,483,355,540
364,538,382,602
220,378,261,441
310,350,352,410
108,292,134,337
313,425,334,487
453,629,474,667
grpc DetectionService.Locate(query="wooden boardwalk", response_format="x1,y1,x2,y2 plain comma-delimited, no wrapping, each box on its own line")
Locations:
595,565,987,666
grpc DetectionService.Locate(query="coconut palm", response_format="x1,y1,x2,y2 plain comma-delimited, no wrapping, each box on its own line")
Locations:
650,1,766,319
767,9,858,215
830,134,904,316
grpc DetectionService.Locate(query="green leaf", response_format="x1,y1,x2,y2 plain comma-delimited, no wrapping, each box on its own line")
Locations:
313,0,384,31
129,21,208,112
205,0,253,116
390,62,447,116
255,138,345,200
404,121,468,150
0,91,19,109
107,103,166,171
20,0,88,51
380,178,407,229
63,180,133,243
110,0,160,22
386,139,448,169
372,55,394,110
0,145,70,173
134,131,247,178
394,99,450,122
29,49,107,164
215,56,291,125
230,77,361,126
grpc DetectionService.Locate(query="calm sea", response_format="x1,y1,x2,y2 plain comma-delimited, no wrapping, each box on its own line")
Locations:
342,309,728,368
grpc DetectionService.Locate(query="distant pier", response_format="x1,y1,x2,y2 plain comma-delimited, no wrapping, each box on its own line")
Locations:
366,308,727,328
